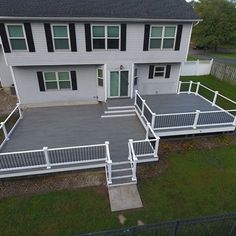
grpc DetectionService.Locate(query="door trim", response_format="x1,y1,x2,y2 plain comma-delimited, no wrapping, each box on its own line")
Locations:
108,69,130,98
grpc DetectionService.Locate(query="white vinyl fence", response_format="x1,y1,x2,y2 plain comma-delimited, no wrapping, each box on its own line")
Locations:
181,59,213,76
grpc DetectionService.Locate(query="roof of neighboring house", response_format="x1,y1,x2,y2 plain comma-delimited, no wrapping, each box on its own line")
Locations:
0,0,199,21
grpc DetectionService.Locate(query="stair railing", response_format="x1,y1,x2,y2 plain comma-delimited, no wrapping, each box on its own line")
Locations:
105,141,112,185
128,139,138,181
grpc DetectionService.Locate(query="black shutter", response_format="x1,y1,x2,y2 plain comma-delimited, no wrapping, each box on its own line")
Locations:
70,71,77,90
143,24,150,51
120,24,127,51
165,65,171,78
44,23,54,52
37,72,45,91
175,25,183,51
148,65,154,79
0,23,11,53
69,23,77,52
24,23,35,52
84,24,92,52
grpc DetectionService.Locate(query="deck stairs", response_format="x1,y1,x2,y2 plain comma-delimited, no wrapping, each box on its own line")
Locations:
101,105,136,118
107,161,137,187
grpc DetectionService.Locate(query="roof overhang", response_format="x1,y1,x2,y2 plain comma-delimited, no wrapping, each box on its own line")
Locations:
0,16,202,23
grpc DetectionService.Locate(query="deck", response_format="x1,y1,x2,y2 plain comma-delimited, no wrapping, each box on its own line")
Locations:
1,104,145,163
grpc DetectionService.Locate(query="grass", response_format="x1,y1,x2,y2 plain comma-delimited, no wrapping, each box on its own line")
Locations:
0,145,236,235
187,55,200,61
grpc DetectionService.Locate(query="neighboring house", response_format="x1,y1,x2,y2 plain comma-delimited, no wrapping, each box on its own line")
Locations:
0,0,199,107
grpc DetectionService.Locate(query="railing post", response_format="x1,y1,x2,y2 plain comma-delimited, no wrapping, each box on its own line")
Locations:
134,90,138,106
188,80,193,94
195,82,200,95
141,100,146,117
105,141,112,184
132,159,137,181
212,91,219,106
154,137,160,158
151,113,156,129
146,122,150,140
177,81,181,94
1,122,9,141
193,110,200,129
43,147,51,169
16,102,23,119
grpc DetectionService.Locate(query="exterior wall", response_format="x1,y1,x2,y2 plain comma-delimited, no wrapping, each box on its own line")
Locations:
137,63,181,95
0,45,13,87
4,22,192,66
13,65,99,107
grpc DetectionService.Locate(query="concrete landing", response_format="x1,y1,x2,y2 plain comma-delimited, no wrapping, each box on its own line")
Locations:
108,185,143,212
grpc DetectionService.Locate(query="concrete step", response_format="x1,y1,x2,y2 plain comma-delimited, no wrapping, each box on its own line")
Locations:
101,113,136,118
104,109,135,114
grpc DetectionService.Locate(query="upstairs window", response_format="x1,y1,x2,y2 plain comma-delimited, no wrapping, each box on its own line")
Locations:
92,25,120,50
6,24,27,51
52,25,70,50
44,71,71,90
150,26,176,50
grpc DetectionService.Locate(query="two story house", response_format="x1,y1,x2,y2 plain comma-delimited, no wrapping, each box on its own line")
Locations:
0,0,199,107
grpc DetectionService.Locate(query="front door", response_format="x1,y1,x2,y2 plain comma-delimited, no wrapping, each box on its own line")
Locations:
109,70,129,98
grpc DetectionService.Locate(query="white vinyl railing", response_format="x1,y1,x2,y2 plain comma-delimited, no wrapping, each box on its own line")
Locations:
0,103,22,150
0,143,108,175
135,84,236,131
104,141,112,184
128,123,160,180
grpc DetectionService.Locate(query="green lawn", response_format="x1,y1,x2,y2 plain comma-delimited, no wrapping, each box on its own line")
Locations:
211,52,236,59
0,145,236,236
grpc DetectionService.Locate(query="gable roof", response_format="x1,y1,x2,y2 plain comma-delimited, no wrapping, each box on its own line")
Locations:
0,0,199,21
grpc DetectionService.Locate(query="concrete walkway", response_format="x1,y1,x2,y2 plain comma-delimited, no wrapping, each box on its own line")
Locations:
108,185,143,212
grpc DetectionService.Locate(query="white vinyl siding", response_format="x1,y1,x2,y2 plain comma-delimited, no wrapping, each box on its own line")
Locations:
52,24,70,51
149,26,177,50
6,24,28,51
43,71,72,90
92,25,120,50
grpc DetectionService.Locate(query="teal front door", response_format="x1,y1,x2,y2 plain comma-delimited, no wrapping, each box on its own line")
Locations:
109,70,129,97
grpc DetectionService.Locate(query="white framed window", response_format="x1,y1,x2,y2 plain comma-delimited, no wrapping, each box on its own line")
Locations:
153,66,166,78
43,71,72,90
92,25,120,50
6,24,28,51
149,26,177,50
52,24,70,50
97,68,104,87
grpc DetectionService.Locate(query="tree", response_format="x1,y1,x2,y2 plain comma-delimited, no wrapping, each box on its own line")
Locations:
192,0,236,50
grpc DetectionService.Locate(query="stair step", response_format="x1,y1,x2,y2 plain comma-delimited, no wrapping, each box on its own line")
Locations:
101,114,136,118
112,174,133,180
104,109,135,114
109,177,137,187
112,170,132,178
107,106,135,110
112,168,131,173
112,161,130,165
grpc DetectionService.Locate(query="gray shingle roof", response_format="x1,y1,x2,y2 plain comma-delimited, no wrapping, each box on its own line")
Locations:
0,0,199,20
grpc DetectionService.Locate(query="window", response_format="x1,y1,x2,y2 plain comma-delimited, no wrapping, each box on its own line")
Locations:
44,71,71,90
52,25,70,50
92,25,120,50
97,68,104,87
7,24,27,50
154,66,166,78
150,26,176,50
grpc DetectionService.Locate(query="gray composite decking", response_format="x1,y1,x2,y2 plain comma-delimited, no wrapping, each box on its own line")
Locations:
1,103,145,163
